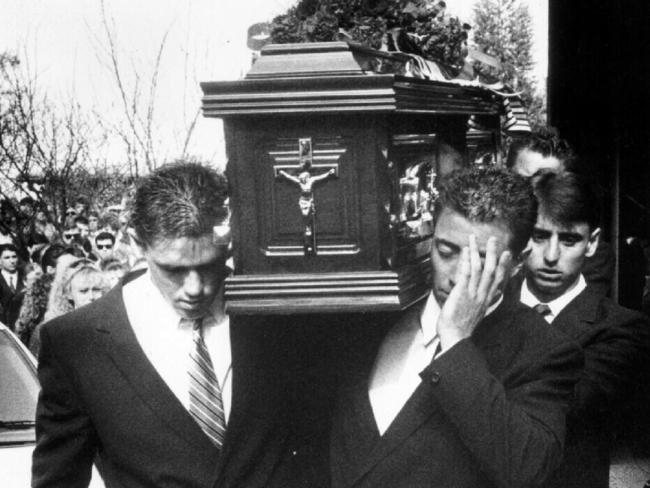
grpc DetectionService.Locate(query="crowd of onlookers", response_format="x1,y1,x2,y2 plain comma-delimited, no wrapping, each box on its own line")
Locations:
0,195,144,356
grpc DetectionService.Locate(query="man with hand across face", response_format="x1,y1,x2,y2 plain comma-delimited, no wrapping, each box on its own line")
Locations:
329,166,583,488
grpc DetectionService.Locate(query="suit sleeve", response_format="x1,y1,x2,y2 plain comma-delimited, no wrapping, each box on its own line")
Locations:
421,337,583,488
32,324,98,488
572,309,650,415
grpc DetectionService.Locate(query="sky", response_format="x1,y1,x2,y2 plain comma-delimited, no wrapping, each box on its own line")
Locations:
1,0,547,170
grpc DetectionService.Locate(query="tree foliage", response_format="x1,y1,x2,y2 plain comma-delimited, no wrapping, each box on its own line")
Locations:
270,0,471,75
0,52,133,229
472,0,546,128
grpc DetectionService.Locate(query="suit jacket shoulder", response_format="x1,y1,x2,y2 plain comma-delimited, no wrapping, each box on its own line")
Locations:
330,297,583,488
34,273,293,488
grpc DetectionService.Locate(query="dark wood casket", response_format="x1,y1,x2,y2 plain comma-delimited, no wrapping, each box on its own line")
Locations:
201,42,502,315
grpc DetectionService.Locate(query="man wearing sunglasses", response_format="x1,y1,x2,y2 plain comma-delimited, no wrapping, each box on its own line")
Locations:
94,231,116,262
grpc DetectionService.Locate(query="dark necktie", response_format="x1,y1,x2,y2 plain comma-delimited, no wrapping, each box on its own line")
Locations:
188,319,226,447
533,303,552,318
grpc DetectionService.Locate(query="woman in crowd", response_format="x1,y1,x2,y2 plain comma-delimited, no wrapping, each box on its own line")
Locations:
28,257,109,356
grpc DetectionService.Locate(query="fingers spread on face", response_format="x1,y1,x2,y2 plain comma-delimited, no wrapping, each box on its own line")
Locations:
467,234,482,294
488,250,512,301
477,236,497,300
454,245,471,291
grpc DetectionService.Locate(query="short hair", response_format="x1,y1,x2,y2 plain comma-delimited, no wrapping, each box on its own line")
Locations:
95,231,115,245
0,243,18,257
41,244,66,270
63,246,87,259
434,166,537,256
532,170,601,231
19,197,35,207
131,162,229,248
98,212,120,233
74,216,89,226
88,210,99,219
506,126,577,171
100,256,126,272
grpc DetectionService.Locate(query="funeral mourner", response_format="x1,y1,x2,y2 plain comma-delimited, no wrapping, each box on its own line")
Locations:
21,2,650,487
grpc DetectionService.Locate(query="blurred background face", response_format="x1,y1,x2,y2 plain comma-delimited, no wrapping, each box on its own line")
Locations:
95,238,114,260
68,270,107,308
106,265,126,287
20,203,34,217
76,222,90,239
0,250,18,273
512,149,562,177
62,229,79,245
88,215,99,232
25,264,43,287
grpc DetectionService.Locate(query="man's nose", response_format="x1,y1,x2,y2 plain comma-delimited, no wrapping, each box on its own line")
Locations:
543,237,560,264
184,270,203,296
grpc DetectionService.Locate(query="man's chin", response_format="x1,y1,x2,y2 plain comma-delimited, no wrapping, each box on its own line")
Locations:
530,280,567,301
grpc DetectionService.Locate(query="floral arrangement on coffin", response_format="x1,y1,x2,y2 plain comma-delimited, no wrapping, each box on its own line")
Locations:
269,0,473,79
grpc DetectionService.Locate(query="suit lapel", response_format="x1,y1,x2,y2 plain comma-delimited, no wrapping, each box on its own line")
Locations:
342,306,442,486
0,273,11,295
551,288,600,339
343,300,511,487
95,279,218,455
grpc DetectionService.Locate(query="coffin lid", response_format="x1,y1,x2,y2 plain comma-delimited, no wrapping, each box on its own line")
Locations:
200,42,502,117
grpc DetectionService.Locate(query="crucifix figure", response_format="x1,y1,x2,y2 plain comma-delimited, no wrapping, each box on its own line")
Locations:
275,138,337,255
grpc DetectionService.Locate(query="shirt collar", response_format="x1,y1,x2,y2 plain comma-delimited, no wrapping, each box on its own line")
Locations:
419,291,504,347
520,274,586,318
420,292,441,346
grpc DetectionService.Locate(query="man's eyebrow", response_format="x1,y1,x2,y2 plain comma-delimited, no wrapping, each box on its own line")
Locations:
557,231,583,240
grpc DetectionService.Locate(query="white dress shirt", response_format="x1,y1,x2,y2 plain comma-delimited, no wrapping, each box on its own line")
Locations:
520,274,587,323
122,271,232,423
369,292,502,435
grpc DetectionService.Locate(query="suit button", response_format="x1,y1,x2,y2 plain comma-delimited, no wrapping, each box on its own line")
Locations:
430,371,441,383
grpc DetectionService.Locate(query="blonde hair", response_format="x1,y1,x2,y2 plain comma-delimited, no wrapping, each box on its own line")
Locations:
44,257,108,321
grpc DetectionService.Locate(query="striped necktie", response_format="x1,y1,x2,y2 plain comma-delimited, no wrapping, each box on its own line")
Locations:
188,319,226,447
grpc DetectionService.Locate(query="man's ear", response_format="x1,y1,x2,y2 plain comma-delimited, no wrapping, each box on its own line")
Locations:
585,227,601,258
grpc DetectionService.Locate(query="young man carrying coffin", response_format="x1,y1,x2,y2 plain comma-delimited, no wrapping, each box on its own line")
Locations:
518,170,649,488
327,167,583,488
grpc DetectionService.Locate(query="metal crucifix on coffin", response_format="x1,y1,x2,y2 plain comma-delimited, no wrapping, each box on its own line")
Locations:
274,137,338,255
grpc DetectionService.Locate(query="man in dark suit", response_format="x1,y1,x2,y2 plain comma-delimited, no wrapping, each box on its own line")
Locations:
32,163,292,488
329,167,583,488
515,170,649,488
0,242,25,329
507,127,615,297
